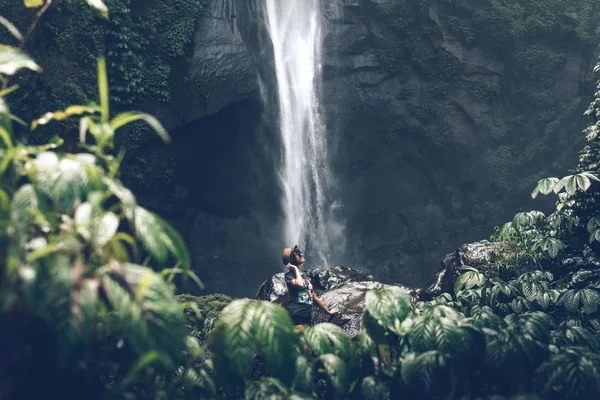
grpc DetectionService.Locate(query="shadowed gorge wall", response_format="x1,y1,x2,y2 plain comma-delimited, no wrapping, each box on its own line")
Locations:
4,0,597,296
129,97,284,296
167,0,598,292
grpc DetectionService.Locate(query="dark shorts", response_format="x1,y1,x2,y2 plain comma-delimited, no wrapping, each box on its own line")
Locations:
290,312,312,326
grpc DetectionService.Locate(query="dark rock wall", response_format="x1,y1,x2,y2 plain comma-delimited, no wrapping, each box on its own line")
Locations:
134,0,598,296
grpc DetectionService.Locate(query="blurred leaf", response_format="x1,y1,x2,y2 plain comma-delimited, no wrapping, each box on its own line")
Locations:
97,57,109,122
85,0,109,18
96,212,119,247
110,112,170,144
0,45,40,75
134,206,190,268
316,354,349,397
304,323,352,361
364,286,412,337
24,0,44,8
0,15,22,40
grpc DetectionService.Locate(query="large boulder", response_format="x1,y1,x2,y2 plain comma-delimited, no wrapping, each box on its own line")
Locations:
255,266,375,303
313,281,416,338
256,266,417,338
419,240,502,301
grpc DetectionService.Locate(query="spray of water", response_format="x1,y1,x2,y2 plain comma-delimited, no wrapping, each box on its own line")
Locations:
263,0,340,267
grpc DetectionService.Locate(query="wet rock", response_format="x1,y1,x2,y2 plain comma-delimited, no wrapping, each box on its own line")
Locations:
313,281,417,338
419,240,501,301
306,266,375,290
255,272,288,302
256,266,416,338
255,266,374,303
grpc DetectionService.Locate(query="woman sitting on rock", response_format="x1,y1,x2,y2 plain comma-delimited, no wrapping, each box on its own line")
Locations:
283,246,339,332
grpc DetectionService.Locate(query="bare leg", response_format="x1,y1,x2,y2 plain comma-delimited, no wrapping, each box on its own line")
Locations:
293,324,305,332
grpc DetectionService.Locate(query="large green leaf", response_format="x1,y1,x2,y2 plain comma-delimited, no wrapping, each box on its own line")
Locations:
454,267,486,293
401,351,450,396
0,45,40,75
558,289,600,315
209,299,257,381
99,263,187,364
536,346,600,399
531,177,559,198
252,301,298,385
364,286,412,338
304,323,352,361
315,354,349,397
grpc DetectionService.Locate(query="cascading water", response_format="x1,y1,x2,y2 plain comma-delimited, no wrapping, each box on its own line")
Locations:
263,0,341,267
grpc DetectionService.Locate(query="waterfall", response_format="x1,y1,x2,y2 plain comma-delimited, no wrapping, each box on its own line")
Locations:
263,0,340,267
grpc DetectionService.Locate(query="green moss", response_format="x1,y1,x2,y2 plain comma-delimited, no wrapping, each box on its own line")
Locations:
177,293,232,342
0,0,206,140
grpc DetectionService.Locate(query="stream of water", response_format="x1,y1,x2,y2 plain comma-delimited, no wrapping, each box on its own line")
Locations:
263,0,341,267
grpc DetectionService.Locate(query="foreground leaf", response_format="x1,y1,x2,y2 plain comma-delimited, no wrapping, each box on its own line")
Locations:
0,45,40,75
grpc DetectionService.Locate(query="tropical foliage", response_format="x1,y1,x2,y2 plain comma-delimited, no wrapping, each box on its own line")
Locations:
1,2,206,398
4,1,600,399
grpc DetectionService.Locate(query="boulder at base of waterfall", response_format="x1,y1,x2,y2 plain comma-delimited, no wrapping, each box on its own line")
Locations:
255,266,375,303
312,281,418,338
418,240,503,301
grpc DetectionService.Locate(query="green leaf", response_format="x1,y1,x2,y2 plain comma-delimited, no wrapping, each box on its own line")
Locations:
0,124,13,149
97,57,109,122
110,112,170,144
96,212,119,247
360,375,388,400
53,158,91,213
454,269,486,292
575,174,592,192
364,286,412,337
0,45,40,75
133,206,190,268
558,289,600,315
85,0,108,18
245,377,289,400
24,0,44,8
0,15,23,40
209,299,257,382
99,263,187,363
121,351,164,387
532,177,559,198
305,323,352,361
251,301,298,385
31,105,99,130
315,354,350,397
401,351,449,396
292,355,313,394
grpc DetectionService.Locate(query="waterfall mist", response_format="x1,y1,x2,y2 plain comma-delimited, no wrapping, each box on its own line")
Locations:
262,0,343,267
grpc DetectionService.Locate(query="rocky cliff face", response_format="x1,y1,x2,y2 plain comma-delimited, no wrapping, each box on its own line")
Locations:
135,0,598,297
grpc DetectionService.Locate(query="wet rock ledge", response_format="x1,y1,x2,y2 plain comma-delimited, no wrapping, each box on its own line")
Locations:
254,240,501,338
